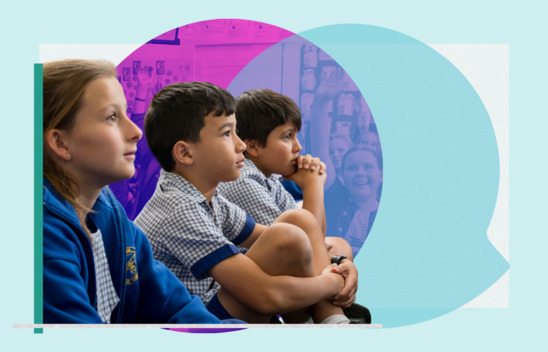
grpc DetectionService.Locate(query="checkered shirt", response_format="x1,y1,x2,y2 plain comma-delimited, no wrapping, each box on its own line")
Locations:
345,208,371,255
90,229,120,323
134,170,255,305
218,159,297,226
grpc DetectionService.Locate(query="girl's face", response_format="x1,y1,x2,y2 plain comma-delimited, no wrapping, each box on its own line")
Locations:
358,132,379,150
63,77,142,191
342,150,382,201
329,137,352,171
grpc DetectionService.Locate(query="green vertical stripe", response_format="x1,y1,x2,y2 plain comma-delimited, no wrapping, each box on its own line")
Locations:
34,64,44,334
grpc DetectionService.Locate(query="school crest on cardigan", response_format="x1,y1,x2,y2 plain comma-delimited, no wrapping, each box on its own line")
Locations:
125,247,138,285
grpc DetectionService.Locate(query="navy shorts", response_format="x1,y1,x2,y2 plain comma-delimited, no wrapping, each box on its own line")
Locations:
206,292,234,320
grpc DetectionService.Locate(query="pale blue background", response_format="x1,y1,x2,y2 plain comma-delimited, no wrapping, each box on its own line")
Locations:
2,0,546,350
227,25,508,327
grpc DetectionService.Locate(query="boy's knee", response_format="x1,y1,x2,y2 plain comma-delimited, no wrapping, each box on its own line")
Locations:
276,208,318,231
269,223,311,256
267,223,314,275
325,236,353,261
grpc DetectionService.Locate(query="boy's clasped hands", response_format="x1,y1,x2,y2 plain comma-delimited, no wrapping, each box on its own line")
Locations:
285,154,326,184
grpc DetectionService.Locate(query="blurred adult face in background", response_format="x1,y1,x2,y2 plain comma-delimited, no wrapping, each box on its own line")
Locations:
341,149,382,204
329,135,352,172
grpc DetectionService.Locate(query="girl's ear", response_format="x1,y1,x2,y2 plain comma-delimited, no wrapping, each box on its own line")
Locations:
245,139,260,158
172,141,194,166
45,129,72,162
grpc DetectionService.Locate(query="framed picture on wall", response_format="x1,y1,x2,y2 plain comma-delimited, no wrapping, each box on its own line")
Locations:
123,68,131,82
132,60,141,74
156,60,165,75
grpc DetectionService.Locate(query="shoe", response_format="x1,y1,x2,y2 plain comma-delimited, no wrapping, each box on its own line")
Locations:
343,303,371,324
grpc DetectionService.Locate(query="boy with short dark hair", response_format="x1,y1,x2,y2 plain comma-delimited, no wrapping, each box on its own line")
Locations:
218,89,346,252
218,89,325,226
135,82,359,324
217,88,370,322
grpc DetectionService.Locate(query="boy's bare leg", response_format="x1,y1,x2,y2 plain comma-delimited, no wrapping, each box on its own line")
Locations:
217,222,316,323
274,209,348,323
325,236,354,262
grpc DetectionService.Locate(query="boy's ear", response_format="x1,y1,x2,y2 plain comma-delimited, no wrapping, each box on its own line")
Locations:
244,139,260,158
45,129,72,162
172,141,194,166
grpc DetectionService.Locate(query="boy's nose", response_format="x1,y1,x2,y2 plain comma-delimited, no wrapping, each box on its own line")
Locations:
294,139,302,153
235,136,246,153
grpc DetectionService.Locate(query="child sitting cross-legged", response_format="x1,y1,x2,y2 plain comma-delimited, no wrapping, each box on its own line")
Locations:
135,82,360,324
217,89,371,323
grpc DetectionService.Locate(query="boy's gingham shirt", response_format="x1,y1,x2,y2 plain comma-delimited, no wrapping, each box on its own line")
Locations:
134,170,255,305
218,159,297,226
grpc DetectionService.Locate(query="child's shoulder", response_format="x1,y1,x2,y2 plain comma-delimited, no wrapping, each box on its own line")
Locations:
154,170,206,203
240,159,264,178
136,172,211,229
217,163,268,200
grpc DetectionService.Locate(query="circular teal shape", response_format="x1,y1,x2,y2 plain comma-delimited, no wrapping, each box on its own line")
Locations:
299,24,509,327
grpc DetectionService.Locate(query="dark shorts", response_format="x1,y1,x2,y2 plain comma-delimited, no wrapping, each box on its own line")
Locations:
206,292,234,320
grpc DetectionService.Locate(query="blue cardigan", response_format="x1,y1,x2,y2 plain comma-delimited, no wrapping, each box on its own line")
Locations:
43,179,242,324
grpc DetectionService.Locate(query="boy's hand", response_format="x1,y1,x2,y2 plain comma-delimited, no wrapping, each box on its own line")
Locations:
321,264,345,293
296,154,326,174
330,259,358,308
286,156,327,190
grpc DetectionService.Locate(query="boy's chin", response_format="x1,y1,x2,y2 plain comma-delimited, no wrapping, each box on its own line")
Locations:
280,165,297,178
221,171,241,182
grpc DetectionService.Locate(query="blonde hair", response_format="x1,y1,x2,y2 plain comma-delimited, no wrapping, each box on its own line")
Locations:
43,59,117,232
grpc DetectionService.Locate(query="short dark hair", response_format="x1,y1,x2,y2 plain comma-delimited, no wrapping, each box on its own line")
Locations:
144,82,235,171
235,89,302,147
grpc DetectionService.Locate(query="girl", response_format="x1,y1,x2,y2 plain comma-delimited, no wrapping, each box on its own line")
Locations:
42,59,242,324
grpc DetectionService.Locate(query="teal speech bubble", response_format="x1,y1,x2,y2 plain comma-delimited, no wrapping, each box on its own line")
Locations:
296,24,509,327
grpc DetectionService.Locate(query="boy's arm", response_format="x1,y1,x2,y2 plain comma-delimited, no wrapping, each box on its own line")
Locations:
219,176,296,227
239,223,267,249
208,253,344,315
130,222,237,324
286,156,327,234
330,258,358,308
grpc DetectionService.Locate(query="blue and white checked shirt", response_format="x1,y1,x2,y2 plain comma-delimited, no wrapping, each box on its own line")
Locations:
218,159,297,226
134,170,255,304
90,229,119,323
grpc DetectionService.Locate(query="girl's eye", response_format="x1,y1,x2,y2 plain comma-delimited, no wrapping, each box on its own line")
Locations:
284,133,292,139
107,113,117,121
223,130,231,137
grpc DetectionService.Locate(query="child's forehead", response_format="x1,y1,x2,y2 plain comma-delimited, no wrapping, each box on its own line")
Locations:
345,150,378,166
270,121,299,134
203,112,236,126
